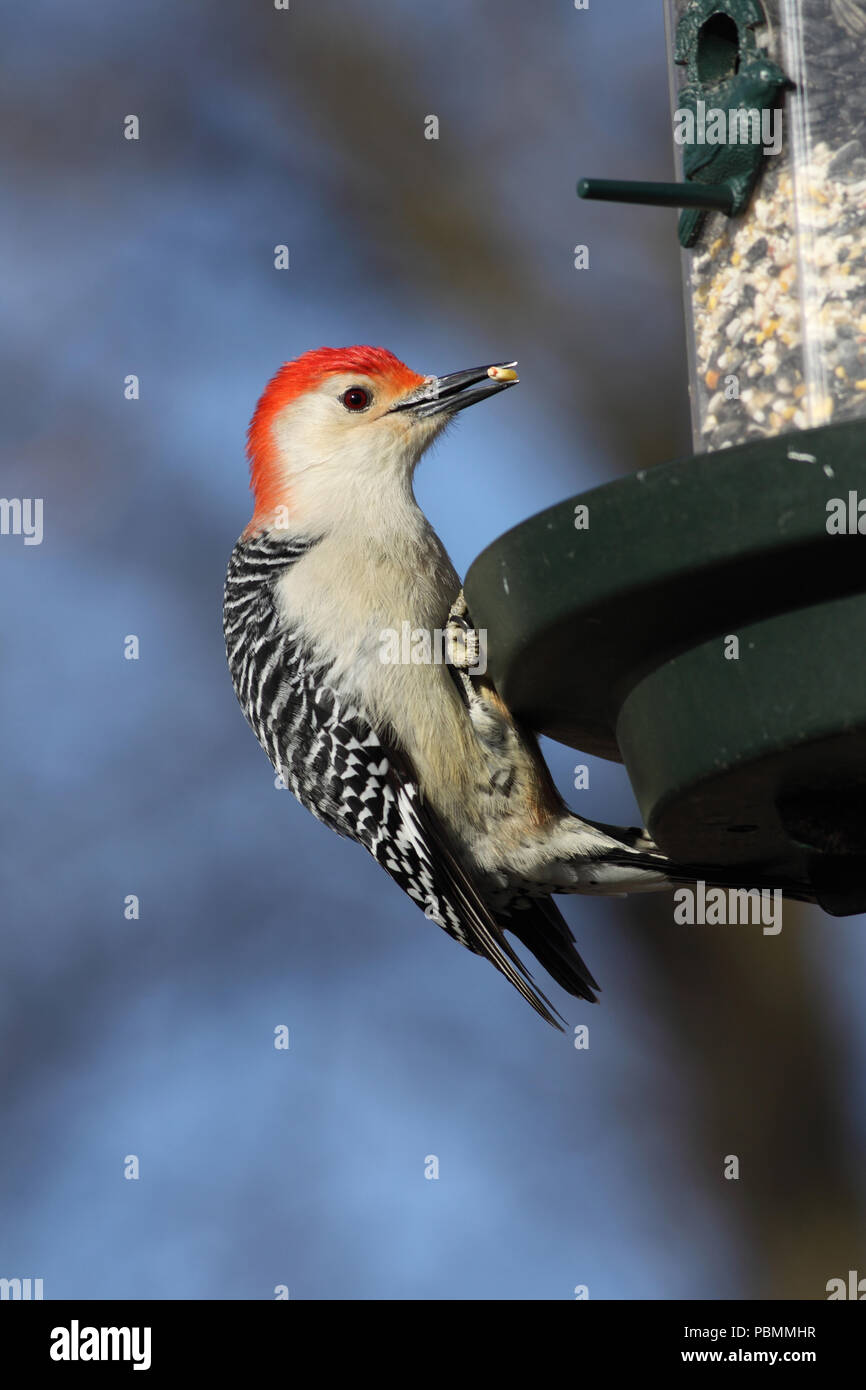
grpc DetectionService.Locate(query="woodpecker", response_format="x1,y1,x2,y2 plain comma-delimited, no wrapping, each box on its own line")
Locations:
224,346,811,1028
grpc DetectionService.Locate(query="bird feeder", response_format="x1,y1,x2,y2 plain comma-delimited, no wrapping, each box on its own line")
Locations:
464,0,866,914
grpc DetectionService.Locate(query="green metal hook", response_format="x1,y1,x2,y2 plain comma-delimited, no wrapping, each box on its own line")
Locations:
577,178,735,215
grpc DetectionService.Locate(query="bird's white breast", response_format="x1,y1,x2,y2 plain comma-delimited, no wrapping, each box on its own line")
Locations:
273,510,486,822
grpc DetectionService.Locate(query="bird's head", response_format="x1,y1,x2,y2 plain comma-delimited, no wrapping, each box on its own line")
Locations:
244,345,517,535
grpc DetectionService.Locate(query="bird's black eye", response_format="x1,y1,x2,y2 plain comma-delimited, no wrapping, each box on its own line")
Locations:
341,386,371,411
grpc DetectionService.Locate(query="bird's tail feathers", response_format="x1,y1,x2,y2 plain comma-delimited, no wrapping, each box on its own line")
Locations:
501,895,600,1004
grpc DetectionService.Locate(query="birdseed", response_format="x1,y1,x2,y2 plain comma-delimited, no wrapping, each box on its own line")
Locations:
669,0,866,451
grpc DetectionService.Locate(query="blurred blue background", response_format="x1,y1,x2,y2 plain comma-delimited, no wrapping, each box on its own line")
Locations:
2,0,864,1300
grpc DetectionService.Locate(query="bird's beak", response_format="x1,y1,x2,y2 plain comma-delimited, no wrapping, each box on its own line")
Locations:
390,362,519,418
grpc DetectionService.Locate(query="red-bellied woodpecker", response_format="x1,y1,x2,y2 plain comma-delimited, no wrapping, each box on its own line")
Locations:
224,346,811,1027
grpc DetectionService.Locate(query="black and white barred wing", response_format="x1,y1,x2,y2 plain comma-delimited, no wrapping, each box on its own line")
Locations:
281,681,564,1029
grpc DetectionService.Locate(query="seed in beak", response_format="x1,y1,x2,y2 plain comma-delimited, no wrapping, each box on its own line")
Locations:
487,366,518,382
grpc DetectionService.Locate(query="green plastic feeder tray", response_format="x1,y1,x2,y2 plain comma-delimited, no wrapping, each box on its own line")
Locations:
463,420,866,916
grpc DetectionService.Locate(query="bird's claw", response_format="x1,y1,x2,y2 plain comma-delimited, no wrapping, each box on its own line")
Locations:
445,622,481,671
445,591,481,671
